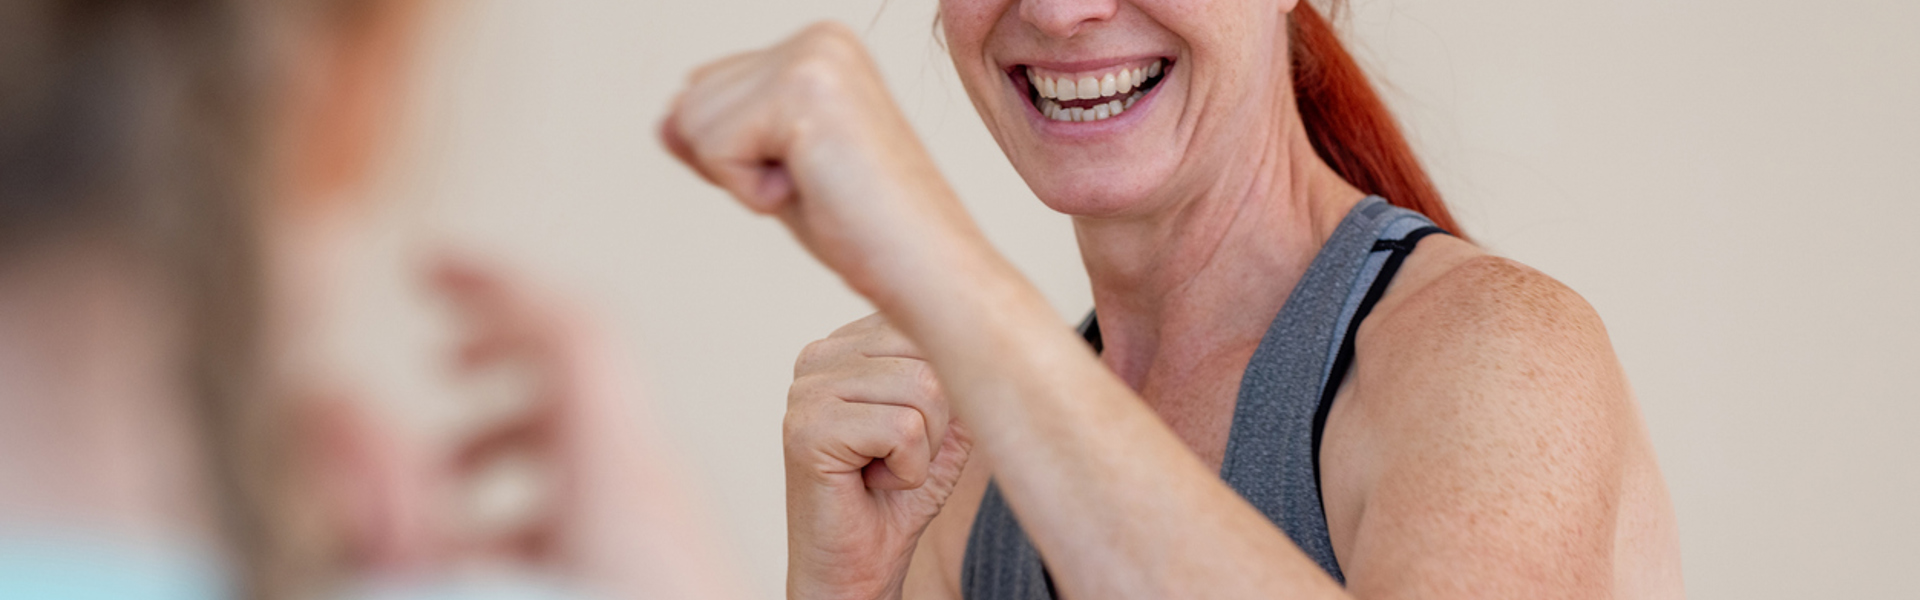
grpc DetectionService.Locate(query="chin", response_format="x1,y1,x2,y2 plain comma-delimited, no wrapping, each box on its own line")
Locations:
1015,155,1177,219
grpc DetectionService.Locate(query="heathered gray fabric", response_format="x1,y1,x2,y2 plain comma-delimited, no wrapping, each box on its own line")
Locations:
960,197,1438,598
958,480,1055,600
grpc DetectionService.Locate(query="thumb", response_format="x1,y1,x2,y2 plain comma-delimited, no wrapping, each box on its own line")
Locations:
713,158,795,214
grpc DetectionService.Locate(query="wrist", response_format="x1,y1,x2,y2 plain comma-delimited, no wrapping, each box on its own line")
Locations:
874,239,1055,345
787,557,910,600
788,582,905,600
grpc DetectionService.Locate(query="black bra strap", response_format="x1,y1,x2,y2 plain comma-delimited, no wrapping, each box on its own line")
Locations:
1309,226,1449,491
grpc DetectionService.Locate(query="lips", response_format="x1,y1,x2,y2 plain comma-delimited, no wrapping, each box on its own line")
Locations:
1018,59,1171,123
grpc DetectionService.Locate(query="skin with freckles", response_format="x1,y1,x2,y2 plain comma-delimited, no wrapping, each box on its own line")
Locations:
663,1,1684,599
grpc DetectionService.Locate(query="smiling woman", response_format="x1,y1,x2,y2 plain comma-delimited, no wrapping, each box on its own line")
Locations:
661,0,1683,598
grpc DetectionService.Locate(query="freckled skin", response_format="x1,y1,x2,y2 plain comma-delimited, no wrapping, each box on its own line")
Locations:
1317,238,1683,599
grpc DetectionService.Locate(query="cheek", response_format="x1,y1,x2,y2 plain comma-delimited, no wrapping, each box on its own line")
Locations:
939,0,1015,110
937,0,1001,52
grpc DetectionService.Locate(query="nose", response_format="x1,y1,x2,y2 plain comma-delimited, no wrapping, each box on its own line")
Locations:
1019,0,1119,39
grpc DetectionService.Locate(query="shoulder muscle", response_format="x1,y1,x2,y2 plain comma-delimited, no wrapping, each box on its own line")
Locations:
1329,255,1634,598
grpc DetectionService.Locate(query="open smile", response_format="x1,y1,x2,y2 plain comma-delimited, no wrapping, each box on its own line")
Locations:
1013,58,1173,123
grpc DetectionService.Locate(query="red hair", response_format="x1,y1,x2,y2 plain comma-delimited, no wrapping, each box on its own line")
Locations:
1291,2,1465,237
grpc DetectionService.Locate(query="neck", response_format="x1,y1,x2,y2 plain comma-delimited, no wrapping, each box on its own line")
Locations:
0,242,220,546
1073,121,1364,389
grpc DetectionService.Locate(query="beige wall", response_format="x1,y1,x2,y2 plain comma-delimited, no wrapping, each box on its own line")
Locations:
329,0,1920,597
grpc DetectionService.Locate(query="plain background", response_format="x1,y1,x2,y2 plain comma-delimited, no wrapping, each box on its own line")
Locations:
323,0,1920,597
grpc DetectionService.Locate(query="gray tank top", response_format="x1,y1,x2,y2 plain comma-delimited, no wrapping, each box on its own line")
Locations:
961,196,1447,598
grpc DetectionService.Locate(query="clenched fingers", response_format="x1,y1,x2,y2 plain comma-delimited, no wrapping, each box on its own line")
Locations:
790,355,949,458
784,400,932,491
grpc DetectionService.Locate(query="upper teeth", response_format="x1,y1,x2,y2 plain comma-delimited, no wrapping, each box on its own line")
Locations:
1032,59,1165,101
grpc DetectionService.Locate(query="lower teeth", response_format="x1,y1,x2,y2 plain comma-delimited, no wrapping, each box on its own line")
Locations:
1039,91,1145,123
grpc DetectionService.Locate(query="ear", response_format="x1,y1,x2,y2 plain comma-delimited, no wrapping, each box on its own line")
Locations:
294,391,444,574
279,0,430,211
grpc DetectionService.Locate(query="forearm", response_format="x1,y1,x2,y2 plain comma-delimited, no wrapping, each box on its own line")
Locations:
882,253,1346,599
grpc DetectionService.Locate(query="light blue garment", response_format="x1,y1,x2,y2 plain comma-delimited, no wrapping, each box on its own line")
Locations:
0,536,230,600
0,535,596,600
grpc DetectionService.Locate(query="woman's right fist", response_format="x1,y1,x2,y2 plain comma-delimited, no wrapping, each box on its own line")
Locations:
783,313,972,600
660,21,990,316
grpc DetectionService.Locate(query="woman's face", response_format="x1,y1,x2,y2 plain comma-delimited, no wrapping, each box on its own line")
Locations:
941,0,1298,218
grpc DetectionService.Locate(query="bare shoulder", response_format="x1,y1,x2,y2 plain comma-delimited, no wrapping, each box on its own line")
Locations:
1367,237,1625,401
1357,245,1637,467
1319,238,1649,596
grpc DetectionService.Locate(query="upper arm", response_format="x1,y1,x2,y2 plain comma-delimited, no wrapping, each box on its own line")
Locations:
1326,257,1634,599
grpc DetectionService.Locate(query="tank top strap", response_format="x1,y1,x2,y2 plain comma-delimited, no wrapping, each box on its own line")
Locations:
1219,196,1442,584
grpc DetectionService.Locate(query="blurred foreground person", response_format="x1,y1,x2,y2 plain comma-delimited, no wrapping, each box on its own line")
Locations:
0,1,739,598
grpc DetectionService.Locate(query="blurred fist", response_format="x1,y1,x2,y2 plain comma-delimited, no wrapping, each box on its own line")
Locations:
660,22,986,310
301,254,743,600
430,254,744,600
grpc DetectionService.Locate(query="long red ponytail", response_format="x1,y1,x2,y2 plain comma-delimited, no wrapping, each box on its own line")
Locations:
1291,2,1464,237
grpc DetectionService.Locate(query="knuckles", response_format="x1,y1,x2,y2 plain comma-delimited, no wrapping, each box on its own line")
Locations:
908,362,944,406
884,406,927,446
777,23,877,109
829,312,890,339
669,20,876,139
793,336,846,377
779,405,816,451
789,21,865,66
